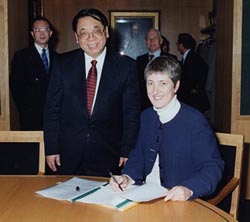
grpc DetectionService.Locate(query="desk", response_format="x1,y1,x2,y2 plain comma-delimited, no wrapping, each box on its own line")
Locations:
0,176,237,222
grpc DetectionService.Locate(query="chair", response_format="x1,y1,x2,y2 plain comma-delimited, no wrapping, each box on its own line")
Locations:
207,132,244,219
0,131,45,174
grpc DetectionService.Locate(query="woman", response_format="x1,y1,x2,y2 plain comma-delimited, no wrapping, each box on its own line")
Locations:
110,56,224,201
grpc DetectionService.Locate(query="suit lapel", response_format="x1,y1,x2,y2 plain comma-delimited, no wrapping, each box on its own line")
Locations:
91,52,114,118
74,50,89,119
30,46,48,74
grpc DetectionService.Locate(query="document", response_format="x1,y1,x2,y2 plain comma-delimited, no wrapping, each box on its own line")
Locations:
36,177,167,211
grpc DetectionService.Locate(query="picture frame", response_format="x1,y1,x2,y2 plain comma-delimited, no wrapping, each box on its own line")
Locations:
110,11,160,59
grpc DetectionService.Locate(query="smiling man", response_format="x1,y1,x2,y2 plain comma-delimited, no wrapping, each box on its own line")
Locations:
43,8,141,176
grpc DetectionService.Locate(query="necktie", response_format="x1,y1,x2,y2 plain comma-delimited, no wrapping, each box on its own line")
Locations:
41,48,49,73
86,60,97,117
149,54,154,61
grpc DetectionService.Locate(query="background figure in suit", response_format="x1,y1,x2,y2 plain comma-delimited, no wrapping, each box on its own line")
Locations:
44,8,141,176
10,17,57,130
137,29,171,111
176,33,210,113
161,35,178,60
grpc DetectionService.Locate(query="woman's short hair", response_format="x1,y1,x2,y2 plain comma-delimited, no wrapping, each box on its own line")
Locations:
144,56,181,86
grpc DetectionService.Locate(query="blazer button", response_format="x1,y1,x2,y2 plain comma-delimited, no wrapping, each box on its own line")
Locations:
155,136,159,143
159,124,162,130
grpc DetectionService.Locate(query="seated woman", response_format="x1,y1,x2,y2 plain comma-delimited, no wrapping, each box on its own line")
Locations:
110,56,224,201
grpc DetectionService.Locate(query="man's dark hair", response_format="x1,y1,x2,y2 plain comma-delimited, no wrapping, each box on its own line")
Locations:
72,8,108,32
30,16,52,31
177,33,196,50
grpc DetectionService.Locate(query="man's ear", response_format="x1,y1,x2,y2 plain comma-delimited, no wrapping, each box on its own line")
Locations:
74,32,79,44
105,26,109,38
30,31,34,39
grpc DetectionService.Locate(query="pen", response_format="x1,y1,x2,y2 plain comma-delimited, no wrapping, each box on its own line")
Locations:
109,171,123,192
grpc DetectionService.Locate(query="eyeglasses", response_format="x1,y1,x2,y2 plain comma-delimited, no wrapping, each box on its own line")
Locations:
78,28,105,39
33,28,50,33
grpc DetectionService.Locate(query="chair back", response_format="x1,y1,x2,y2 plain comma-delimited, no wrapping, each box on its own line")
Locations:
0,131,45,174
207,132,244,219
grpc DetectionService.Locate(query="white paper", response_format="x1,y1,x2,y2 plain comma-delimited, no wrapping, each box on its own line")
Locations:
121,182,167,202
36,177,167,209
77,183,167,206
36,177,106,201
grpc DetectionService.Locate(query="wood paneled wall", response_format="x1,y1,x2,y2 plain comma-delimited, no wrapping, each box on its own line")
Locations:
214,0,234,133
8,0,29,130
43,0,212,59
0,0,10,130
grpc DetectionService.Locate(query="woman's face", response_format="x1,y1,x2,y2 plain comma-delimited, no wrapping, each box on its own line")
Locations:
146,72,179,109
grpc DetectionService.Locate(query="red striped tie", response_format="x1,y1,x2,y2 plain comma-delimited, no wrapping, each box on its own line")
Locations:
149,54,154,61
86,60,97,117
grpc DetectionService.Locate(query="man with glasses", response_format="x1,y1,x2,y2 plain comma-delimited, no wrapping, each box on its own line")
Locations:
10,16,57,130
44,8,141,176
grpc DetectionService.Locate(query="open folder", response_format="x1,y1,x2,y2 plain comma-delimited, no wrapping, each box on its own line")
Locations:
36,177,167,211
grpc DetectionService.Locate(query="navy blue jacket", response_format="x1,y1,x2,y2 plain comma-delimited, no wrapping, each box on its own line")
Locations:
123,104,224,199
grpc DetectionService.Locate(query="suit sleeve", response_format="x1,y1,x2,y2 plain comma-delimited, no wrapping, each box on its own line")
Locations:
121,59,141,157
43,56,63,155
9,52,29,109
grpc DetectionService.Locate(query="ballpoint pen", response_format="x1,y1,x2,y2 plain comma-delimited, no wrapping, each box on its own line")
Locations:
109,171,123,192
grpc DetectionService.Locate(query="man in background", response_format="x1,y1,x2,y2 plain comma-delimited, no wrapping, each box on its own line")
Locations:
137,29,169,110
10,16,57,130
44,8,141,176
161,35,178,60
176,33,210,113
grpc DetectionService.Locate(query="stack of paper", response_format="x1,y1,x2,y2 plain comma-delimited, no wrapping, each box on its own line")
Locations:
36,177,167,211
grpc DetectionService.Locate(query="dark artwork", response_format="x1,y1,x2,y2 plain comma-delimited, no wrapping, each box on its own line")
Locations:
113,18,154,59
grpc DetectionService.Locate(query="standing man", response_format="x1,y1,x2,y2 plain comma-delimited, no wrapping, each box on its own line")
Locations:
10,17,57,130
137,29,167,110
176,33,210,113
44,8,141,176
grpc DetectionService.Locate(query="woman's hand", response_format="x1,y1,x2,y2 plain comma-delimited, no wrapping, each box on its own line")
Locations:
163,186,193,201
109,175,131,192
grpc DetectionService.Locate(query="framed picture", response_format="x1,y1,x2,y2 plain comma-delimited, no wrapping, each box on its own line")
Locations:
110,11,160,59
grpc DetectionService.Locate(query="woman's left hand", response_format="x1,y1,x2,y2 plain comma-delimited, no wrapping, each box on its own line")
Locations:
163,186,193,201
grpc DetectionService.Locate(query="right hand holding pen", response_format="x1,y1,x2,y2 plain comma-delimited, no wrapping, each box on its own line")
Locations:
109,175,130,191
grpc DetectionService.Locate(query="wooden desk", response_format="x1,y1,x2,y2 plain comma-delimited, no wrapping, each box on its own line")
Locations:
0,176,237,222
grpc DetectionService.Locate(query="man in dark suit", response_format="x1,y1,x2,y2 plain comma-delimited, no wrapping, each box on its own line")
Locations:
176,33,210,113
10,17,57,130
136,29,177,111
44,8,141,177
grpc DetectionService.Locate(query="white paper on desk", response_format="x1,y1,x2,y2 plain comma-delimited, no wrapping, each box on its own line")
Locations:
77,185,126,206
121,182,167,202
77,182,167,206
35,177,106,201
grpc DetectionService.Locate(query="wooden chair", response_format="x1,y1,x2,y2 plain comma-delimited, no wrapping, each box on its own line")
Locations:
0,131,45,174
207,132,244,219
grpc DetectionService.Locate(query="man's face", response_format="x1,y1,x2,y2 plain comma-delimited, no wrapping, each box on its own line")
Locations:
31,20,52,48
74,16,109,59
145,30,162,53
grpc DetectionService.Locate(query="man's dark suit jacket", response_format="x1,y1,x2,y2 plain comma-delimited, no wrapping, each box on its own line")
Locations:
178,50,210,113
136,52,177,111
10,45,57,130
44,48,141,176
